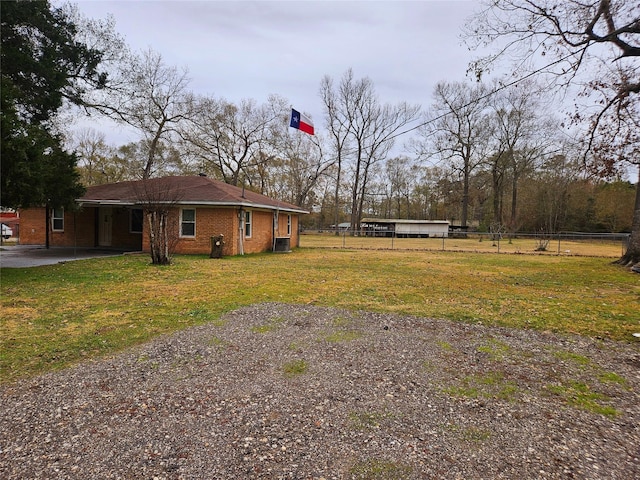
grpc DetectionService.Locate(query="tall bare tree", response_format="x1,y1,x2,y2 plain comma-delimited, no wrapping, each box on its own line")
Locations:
70,128,111,186
183,95,286,187
89,48,195,180
417,81,492,229
320,74,353,232
384,156,416,219
86,48,197,264
321,69,420,232
265,126,333,208
464,0,640,264
488,82,555,230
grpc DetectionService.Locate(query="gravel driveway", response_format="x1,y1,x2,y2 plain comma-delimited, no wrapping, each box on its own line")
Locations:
1,303,639,479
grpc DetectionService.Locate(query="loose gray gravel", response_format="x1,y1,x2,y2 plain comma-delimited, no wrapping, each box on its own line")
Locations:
1,303,639,479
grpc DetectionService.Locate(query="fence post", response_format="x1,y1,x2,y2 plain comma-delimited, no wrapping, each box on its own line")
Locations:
624,234,630,256
557,234,561,255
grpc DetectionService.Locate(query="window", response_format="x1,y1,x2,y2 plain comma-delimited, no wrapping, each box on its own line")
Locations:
52,208,64,231
244,210,252,238
181,208,196,237
130,209,143,233
287,214,292,235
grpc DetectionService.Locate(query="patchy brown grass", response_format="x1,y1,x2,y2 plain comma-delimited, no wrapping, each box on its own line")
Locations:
300,232,627,257
1,248,638,382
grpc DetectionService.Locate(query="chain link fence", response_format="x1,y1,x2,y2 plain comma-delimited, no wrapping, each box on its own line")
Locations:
300,230,630,258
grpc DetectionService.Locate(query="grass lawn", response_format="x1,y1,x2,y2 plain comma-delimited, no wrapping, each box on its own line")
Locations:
1,248,638,382
300,232,629,257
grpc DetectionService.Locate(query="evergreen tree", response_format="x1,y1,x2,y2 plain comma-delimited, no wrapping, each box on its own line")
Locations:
1,0,105,209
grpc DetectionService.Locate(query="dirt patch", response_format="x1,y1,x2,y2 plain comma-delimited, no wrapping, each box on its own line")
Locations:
1,303,639,479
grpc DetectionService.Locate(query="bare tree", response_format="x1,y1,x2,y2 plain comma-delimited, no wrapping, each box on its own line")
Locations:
320,74,353,232
464,0,640,264
488,82,555,230
183,95,286,186
131,177,185,265
70,128,111,186
418,81,492,229
321,69,420,232
91,48,195,180
83,48,197,262
384,156,416,219
265,127,333,208
531,152,585,234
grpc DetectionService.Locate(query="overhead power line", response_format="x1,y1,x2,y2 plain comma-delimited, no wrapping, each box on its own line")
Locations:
383,51,582,144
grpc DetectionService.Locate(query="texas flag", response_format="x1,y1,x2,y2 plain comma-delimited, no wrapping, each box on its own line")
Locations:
289,108,314,135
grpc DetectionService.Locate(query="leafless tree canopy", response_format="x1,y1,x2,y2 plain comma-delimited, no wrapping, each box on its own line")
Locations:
181,95,287,187
464,1,639,167
464,0,639,264
320,69,421,231
416,81,493,228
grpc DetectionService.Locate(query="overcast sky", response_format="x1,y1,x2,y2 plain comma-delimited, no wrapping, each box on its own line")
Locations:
72,0,495,146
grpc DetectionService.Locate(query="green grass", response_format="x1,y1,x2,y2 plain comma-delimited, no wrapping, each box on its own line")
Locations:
442,371,520,401
348,458,413,479
282,359,308,377
546,381,619,417
477,338,512,361
251,316,285,333
1,249,638,382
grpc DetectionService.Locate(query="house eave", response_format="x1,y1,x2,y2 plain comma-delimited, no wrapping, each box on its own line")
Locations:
77,199,308,214
77,200,136,207
180,200,309,214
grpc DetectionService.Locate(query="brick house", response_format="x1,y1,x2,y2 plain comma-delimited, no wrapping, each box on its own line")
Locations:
18,176,308,256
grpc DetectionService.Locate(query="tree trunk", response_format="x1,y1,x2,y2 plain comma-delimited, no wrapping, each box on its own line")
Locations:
461,166,470,228
147,210,171,265
616,166,640,266
350,153,363,234
492,168,503,225
510,171,519,232
333,157,342,235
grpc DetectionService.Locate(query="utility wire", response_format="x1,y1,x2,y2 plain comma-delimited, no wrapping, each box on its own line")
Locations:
379,51,581,145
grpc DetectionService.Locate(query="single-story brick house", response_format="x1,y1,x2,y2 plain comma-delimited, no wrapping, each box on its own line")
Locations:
19,175,308,256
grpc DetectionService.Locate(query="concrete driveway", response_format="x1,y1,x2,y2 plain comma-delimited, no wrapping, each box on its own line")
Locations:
0,245,131,268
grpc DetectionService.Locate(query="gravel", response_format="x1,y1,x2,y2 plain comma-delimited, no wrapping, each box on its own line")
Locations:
1,302,639,479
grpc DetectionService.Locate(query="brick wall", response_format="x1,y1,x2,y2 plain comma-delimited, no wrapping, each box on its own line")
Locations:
141,207,240,256
140,207,302,256
19,204,302,255
18,207,95,247
17,208,47,245
19,206,143,250
243,209,273,254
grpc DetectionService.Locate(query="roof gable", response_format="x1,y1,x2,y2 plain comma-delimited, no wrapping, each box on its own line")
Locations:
78,176,308,213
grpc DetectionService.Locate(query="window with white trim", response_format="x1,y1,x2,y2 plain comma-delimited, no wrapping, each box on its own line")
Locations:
287,214,292,235
180,208,196,237
244,210,252,238
52,207,64,231
130,209,143,233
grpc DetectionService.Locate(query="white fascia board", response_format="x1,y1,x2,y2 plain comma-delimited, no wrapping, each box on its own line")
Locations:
178,201,309,214
77,200,136,207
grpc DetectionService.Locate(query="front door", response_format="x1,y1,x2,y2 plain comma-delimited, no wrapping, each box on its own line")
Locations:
98,207,113,247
